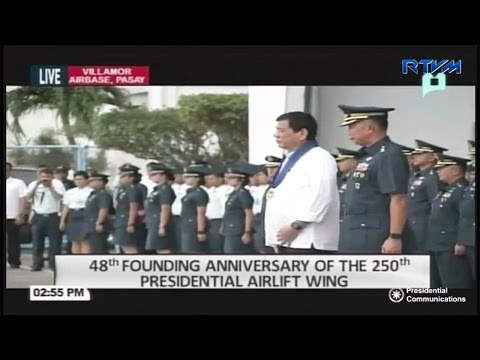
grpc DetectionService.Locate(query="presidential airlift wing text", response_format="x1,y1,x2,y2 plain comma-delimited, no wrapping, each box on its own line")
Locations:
54,255,430,289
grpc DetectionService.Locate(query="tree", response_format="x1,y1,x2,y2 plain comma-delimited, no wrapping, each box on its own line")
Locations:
91,94,248,166
6,86,129,145
178,93,248,161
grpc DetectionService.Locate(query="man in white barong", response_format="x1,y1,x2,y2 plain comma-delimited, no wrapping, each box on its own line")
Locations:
264,112,340,254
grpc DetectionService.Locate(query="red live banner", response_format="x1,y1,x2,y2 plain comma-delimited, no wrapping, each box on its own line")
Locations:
67,66,149,85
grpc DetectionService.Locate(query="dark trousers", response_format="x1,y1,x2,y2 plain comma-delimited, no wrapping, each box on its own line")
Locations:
278,246,337,255
465,246,476,280
31,214,61,269
433,251,474,289
6,219,21,266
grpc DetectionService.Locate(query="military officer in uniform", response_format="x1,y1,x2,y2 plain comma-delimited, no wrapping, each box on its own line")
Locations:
264,155,282,180
132,172,148,253
180,164,209,254
337,105,411,254
398,145,416,174
84,172,112,254
407,140,446,254
114,163,144,254
465,140,476,182
255,156,282,254
427,155,473,288
222,165,255,254
336,148,360,222
457,141,476,280
145,163,176,254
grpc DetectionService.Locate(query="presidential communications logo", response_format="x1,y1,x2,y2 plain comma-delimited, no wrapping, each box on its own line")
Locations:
388,288,467,303
388,288,405,303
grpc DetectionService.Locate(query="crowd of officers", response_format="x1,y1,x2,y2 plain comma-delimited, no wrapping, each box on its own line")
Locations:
24,108,476,290
336,139,476,288
53,159,283,259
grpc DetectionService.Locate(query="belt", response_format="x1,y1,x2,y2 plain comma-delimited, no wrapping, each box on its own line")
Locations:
35,212,58,217
71,208,85,212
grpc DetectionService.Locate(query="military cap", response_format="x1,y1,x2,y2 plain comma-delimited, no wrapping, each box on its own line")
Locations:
88,171,109,182
467,140,476,155
331,153,338,160
398,144,416,156
147,162,172,174
264,155,282,168
118,163,140,174
338,105,395,127
224,164,253,178
182,165,208,177
189,159,209,168
336,147,361,161
413,140,448,154
54,166,69,173
434,155,469,169
204,166,226,177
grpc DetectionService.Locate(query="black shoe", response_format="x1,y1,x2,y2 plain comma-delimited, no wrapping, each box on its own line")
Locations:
10,264,20,269
30,267,42,272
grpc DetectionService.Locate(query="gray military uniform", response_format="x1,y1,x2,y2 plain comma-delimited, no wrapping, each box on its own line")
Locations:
339,137,414,253
457,180,476,280
407,167,441,253
180,186,209,253
427,178,473,288
146,184,176,251
224,188,254,254
84,189,112,254
253,189,269,253
114,184,144,248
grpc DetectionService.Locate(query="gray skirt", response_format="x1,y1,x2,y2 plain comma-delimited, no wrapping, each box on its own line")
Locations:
66,210,86,242
180,229,207,254
224,234,254,254
146,221,172,251
114,225,145,247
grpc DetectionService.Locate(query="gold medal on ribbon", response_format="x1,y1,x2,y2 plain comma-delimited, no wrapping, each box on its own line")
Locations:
267,189,275,199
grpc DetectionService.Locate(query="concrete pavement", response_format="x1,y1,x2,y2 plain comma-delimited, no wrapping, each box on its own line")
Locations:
6,251,54,288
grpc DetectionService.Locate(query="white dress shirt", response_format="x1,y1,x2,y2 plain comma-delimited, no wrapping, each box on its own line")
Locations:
264,146,340,250
27,179,66,215
63,187,93,209
6,177,27,219
249,184,269,215
171,183,191,216
206,184,234,219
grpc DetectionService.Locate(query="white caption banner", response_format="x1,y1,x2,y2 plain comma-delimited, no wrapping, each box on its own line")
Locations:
55,255,430,289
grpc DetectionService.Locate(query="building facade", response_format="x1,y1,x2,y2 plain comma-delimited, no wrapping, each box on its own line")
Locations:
248,86,475,162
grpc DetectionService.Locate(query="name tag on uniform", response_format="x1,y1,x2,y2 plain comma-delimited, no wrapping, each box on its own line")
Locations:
356,163,369,171
413,180,423,186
